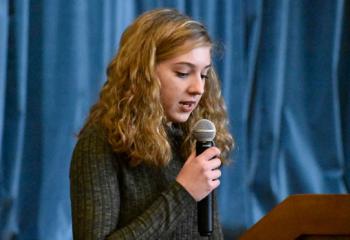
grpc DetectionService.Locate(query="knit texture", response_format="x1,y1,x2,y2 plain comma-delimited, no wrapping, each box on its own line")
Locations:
70,125,224,239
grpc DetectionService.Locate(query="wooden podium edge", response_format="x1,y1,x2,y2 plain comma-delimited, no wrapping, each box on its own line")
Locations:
239,194,350,240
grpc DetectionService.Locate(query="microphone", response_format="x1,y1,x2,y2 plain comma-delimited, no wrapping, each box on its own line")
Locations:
193,119,216,237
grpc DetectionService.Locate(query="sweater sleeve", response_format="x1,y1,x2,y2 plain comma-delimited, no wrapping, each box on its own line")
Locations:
69,127,195,240
212,192,224,239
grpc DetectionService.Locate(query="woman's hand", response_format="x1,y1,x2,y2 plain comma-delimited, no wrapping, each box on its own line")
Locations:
176,147,222,201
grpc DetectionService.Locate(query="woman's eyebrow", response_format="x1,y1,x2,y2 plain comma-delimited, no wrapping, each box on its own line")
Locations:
173,62,212,69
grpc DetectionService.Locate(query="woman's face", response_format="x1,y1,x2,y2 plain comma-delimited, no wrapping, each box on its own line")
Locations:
156,45,211,123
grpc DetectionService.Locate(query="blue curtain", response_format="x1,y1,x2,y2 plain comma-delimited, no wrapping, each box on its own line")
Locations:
1,0,349,239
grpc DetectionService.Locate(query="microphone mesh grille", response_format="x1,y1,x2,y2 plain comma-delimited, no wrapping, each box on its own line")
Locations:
193,119,216,141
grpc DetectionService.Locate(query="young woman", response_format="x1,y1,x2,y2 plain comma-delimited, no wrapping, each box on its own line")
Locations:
70,8,234,240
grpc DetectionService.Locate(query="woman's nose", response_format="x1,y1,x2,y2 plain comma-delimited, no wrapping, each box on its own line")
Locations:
188,74,204,95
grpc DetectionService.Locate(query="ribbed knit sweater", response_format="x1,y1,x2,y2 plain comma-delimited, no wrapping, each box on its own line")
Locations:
70,124,223,239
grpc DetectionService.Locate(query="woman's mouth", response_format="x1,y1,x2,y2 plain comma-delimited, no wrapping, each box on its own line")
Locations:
179,101,196,112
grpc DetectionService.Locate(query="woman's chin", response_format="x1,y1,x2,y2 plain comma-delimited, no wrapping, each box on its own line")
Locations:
166,113,191,123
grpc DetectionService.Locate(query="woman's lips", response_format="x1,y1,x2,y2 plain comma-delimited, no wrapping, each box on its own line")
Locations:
179,101,196,112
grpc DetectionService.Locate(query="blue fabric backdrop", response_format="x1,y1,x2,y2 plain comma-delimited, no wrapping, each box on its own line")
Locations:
1,0,349,239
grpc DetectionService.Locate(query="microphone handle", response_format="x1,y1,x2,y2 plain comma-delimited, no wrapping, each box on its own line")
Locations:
196,140,214,237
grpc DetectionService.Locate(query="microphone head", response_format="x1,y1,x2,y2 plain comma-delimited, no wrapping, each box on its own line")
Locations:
193,119,216,142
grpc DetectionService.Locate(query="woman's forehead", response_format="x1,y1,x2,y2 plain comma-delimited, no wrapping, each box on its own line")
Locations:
162,46,212,67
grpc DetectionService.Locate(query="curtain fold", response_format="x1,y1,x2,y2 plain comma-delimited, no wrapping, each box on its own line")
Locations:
1,0,31,239
1,1,349,239
337,0,350,192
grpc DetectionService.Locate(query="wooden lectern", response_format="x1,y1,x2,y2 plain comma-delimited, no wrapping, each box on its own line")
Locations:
239,194,350,240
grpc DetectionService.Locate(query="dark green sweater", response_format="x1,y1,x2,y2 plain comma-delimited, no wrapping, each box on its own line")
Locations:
70,125,223,239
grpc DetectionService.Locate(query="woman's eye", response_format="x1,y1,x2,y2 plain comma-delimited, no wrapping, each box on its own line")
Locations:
201,75,208,80
175,72,189,78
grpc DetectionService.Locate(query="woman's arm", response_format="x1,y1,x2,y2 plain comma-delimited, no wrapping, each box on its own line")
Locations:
69,127,195,240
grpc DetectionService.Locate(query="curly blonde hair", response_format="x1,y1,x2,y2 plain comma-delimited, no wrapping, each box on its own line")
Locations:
80,8,234,166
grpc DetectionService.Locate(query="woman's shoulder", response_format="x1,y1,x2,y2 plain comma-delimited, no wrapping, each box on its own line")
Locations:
70,123,122,182
73,123,112,154
79,123,108,142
